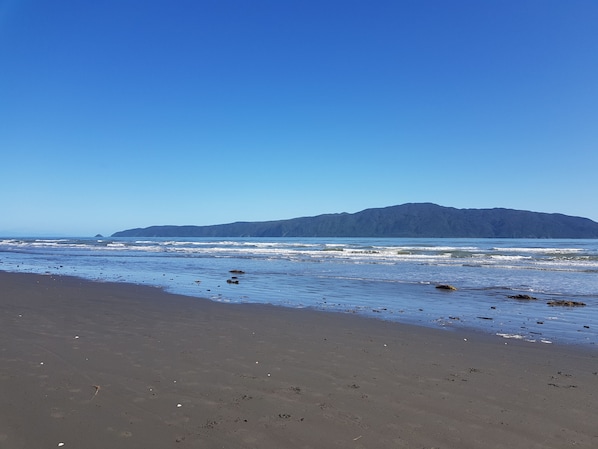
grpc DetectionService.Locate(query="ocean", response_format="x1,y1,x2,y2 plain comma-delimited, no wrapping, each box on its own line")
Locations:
1,237,596,347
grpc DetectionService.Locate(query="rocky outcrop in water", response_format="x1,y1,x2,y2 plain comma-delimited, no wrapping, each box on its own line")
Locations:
508,294,537,300
436,284,457,291
547,300,586,307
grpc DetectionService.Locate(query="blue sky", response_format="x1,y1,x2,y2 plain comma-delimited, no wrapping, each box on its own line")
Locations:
1,0,597,236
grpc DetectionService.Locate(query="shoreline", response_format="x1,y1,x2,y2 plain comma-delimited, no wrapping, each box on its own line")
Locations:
3,264,596,349
2,236,596,348
1,271,597,448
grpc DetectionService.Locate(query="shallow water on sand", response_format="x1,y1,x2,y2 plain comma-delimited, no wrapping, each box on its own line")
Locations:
1,237,597,346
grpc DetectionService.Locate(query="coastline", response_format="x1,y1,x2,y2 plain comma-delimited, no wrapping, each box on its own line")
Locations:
2,236,597,346
1,271,597,448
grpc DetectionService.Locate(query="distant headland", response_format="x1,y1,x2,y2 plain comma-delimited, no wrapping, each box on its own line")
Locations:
111,203,598,239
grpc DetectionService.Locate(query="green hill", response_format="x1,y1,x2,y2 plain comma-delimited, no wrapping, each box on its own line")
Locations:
112,203,598,239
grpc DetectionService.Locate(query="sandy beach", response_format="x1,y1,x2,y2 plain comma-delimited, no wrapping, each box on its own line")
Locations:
1,271,596,448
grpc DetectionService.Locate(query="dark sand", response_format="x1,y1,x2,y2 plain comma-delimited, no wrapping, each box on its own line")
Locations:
1,272,596,449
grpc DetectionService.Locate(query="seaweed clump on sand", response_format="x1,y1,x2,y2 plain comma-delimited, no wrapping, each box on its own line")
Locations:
547,300,586,307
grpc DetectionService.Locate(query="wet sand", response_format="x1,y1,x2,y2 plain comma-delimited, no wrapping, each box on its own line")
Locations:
1,271,597,448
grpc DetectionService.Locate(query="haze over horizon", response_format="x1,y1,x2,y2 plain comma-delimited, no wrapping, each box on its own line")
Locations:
2,1,597,236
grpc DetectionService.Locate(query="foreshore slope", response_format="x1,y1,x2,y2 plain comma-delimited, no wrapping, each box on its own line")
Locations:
1,271,596,448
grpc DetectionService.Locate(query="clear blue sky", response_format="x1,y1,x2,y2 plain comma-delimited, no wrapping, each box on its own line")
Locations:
1,0,597,236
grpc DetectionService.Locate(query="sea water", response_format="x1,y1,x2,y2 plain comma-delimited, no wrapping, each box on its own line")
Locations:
1,237,596,346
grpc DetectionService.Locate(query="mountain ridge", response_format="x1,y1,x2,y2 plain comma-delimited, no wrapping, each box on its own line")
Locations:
111,203,598,239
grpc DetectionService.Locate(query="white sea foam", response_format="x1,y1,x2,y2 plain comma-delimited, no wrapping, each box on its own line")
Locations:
496,333,526,340
4,237,594,274
489,255,530,261
492,247,583,254
395,246,480,252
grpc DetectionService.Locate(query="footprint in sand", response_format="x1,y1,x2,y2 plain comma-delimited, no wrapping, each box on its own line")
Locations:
50,409,66,419
106,428,133,438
